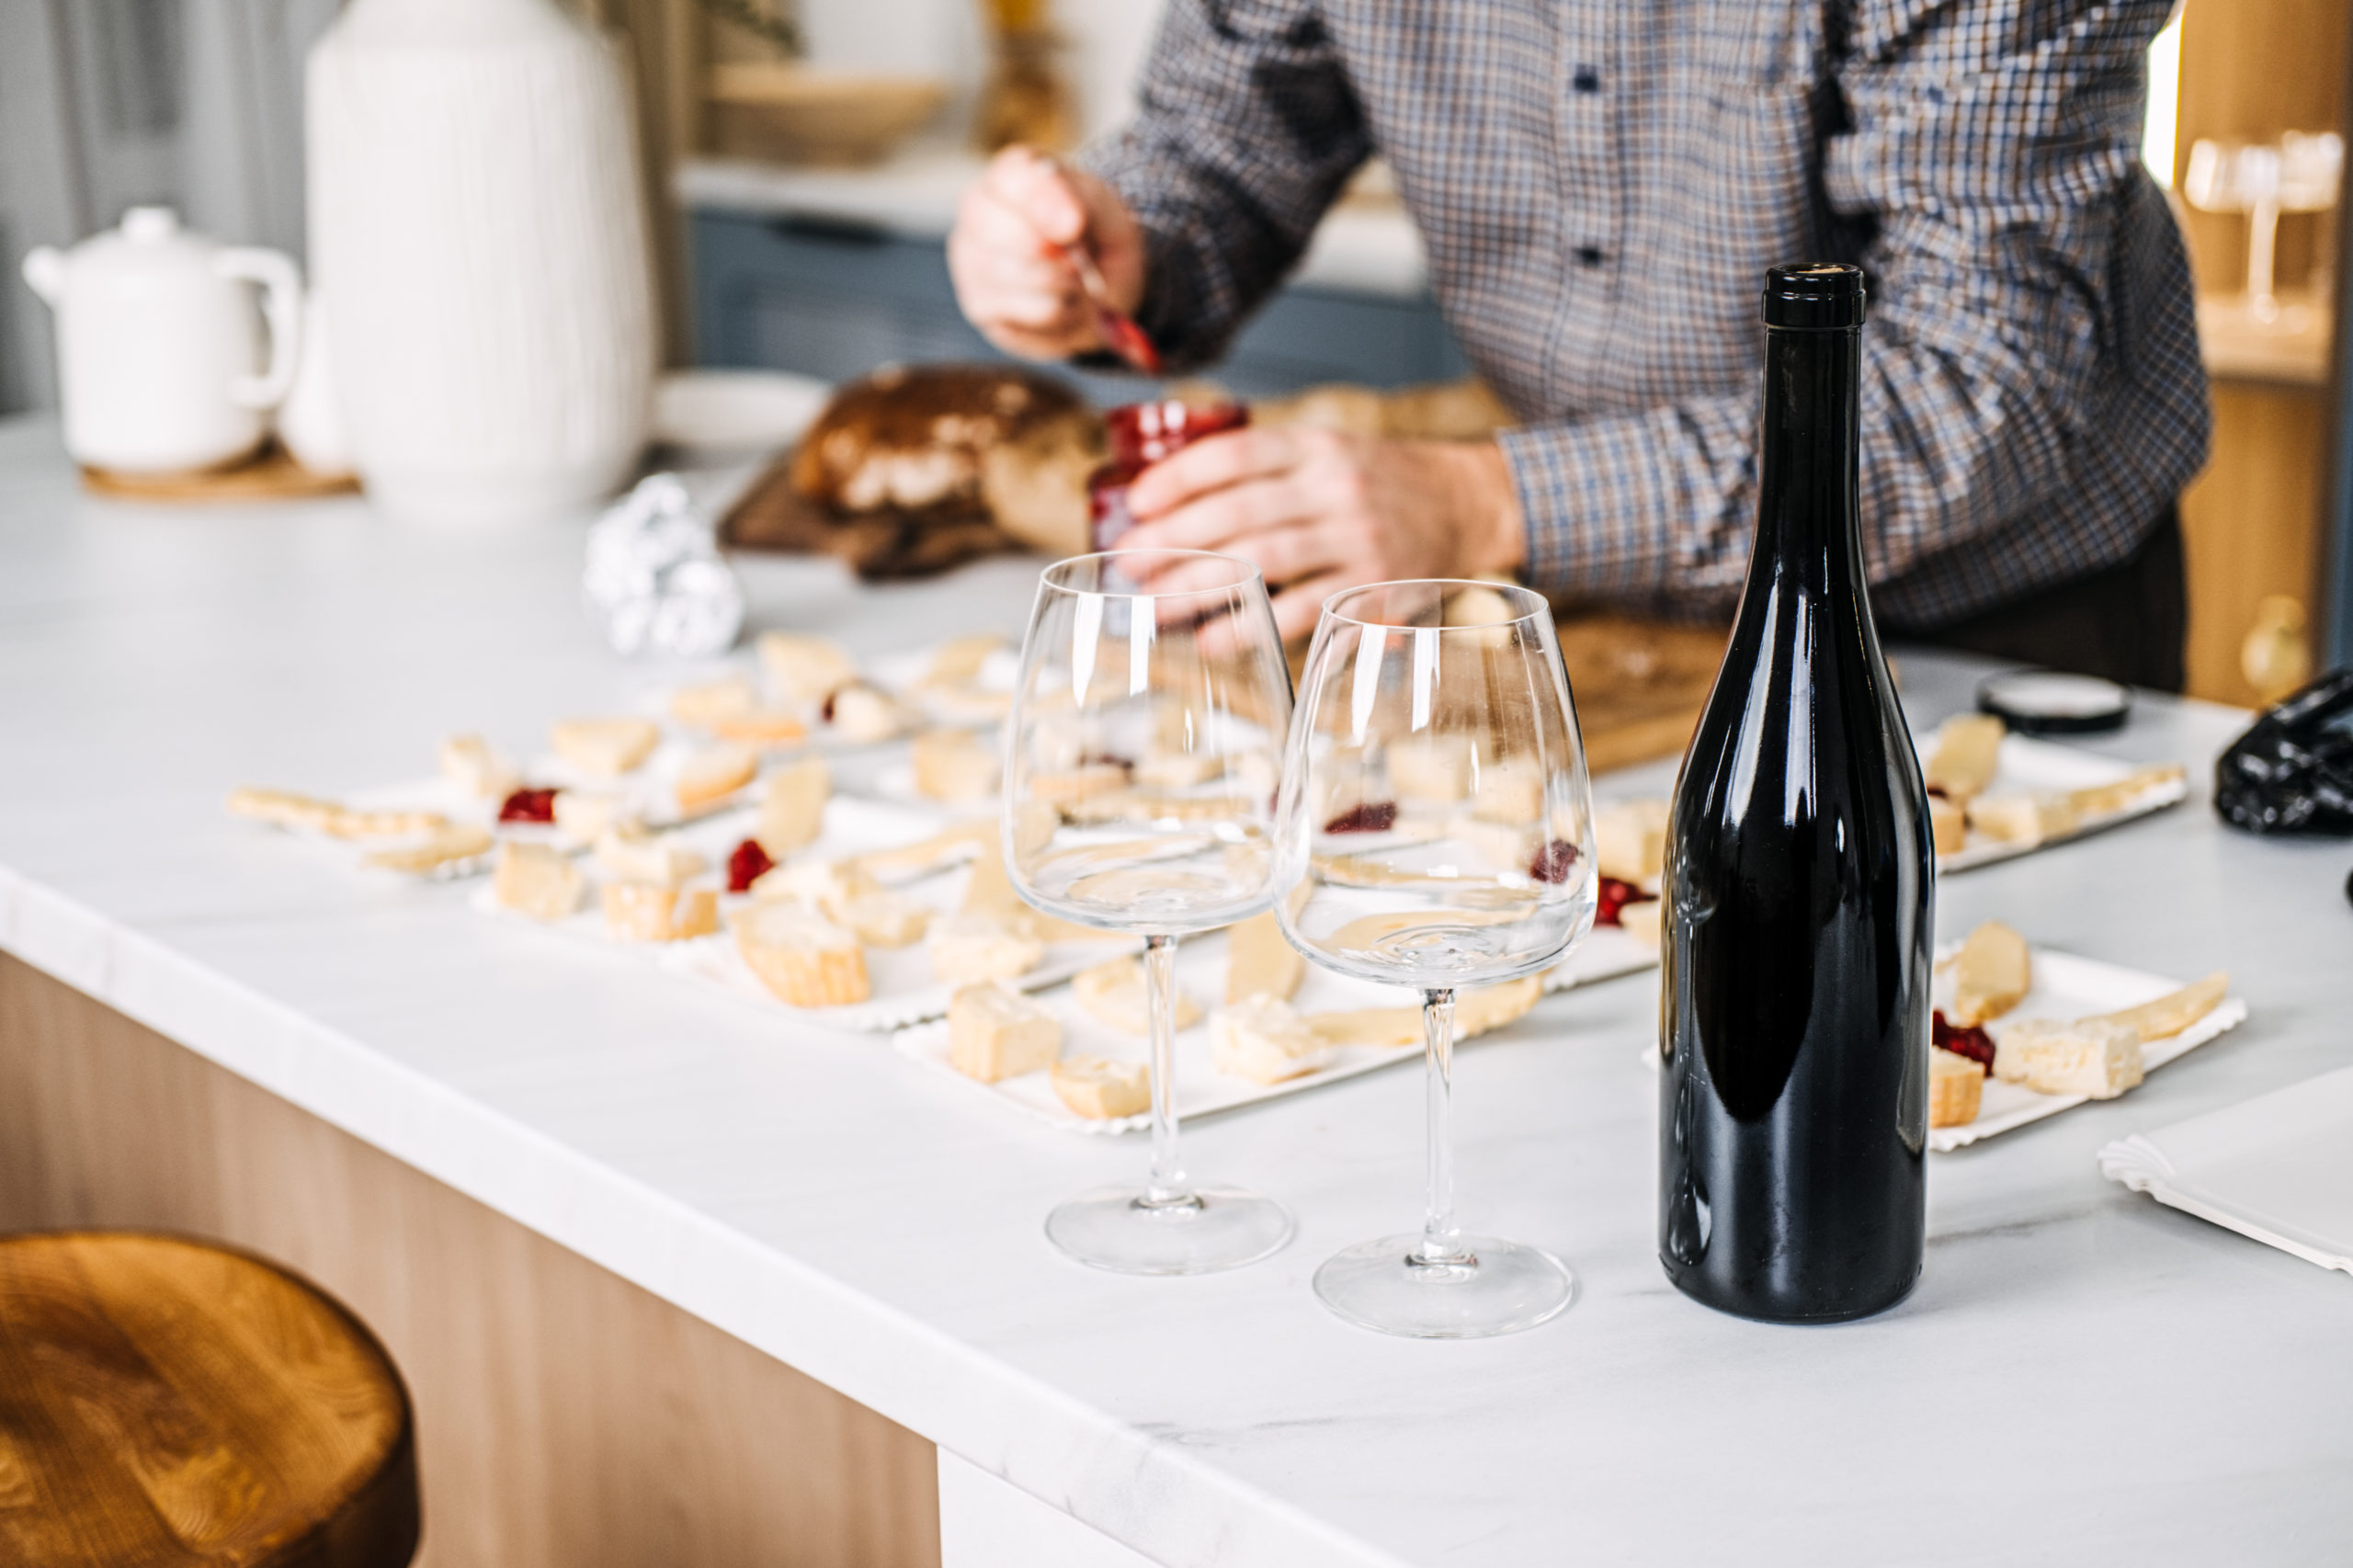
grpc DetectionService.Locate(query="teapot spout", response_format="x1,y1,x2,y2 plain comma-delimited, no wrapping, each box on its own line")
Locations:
21,247,64,306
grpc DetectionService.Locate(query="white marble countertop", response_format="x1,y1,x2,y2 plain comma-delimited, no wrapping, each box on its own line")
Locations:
676,149,1435,300
3,415,2348,1566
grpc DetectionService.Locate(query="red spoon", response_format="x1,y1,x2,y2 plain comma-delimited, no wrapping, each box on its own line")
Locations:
1063,240,1163,376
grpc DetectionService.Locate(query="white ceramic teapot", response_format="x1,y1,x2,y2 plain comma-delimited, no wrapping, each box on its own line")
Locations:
21,207,302,475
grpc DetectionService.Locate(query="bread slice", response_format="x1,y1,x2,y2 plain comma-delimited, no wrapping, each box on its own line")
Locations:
1929,1046,1983,1127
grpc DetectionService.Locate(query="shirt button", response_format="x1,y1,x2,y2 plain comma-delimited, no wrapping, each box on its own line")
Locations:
1575,245,1605,267
1572,66,1601,93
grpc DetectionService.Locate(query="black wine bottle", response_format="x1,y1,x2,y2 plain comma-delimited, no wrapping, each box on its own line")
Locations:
1657,264,1933,1323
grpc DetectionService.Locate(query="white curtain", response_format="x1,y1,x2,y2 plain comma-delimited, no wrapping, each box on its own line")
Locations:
0,0,340,415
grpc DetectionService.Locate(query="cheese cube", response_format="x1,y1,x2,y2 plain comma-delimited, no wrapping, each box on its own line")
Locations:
1051,1055,1151,1119
1471,757,1545,823
926,632,1006,686
551,716,660,778
1618,896,1665,950
1072,957,1203,1035
438,733,517,800
1211,995,1335,1084
734,903,870,1006
948,983,1063,1083
928,913,1044,984
1929,1046,1983,1127
1457,974,1542,1038
1994,1017,2143,1098
1594,799,1669,883
826,682,905,744
1134,749,1225,789
1030,762,1131,806
757,756,830,856
1928,794,1967,856
752,856,876,916
594,824,705,889
1966,792,2080,847
837,890,931,949
602,883,719,942
1387,733,1474,804
1949,920,2030,1026
551,790,631,845
492,841,583,922
1924,713,2005,805
1451,812,1539,873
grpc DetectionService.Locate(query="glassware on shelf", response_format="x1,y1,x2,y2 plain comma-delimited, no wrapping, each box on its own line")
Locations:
1004,549,1297,1275
1274,578,1597,1338
2184,131,2344,331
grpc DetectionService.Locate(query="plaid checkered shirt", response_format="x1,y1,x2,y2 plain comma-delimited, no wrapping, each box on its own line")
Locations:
1081,0,2211,628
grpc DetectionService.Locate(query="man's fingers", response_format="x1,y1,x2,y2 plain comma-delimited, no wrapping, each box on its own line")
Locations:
989,146,1089,247
1128,427,1301,519
1268,572,1347,644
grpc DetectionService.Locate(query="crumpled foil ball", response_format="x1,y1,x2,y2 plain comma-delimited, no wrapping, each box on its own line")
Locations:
582,474,746,657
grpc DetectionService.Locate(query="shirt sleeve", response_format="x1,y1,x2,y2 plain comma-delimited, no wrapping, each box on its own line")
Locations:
1076,0,1372,370
1502,0,2194,609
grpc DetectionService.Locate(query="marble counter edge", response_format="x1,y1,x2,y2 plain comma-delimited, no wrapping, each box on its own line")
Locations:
0,862,1405,1568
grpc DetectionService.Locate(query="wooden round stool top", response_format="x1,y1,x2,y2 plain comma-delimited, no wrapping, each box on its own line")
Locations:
0,1233,420,1568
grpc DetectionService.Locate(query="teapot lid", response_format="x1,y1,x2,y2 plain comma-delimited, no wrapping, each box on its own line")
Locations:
120,207,182,244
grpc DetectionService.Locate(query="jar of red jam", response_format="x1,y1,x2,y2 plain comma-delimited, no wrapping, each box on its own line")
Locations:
1087,399,1250,551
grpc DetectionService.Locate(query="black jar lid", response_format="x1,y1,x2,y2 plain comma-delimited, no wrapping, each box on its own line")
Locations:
1761,263,1867,330
1977,669,2134,734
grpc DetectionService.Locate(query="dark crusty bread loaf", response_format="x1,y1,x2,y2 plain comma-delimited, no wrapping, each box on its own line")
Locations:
790,364,1088,514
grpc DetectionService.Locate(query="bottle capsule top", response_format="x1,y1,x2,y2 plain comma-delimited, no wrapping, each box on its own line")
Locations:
1761,263,1867,330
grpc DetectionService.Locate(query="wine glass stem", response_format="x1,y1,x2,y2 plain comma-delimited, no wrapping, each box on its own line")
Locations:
1141,934,1196,1210
1415,988,1469,1267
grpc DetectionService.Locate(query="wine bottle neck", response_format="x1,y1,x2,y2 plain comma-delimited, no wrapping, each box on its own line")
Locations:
1751,325,1864,592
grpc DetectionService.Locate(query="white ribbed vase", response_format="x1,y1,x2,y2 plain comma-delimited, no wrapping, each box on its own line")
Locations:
307,0,654,524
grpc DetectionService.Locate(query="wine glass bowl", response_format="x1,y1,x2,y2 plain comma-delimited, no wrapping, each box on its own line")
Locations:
1276,578,1595,1337
1005,550,1297,1276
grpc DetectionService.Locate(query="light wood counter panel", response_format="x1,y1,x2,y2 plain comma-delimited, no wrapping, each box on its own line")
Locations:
0,954,940,1568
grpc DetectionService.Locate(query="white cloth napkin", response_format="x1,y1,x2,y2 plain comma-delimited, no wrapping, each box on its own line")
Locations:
2098,1065,2353,1276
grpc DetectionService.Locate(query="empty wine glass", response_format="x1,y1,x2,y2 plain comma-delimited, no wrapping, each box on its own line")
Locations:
1274,579,1597,1336
1005,550,1297,1275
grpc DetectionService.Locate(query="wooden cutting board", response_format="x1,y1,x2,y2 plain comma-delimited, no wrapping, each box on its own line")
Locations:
82,441,358,503
1554,610,1728,776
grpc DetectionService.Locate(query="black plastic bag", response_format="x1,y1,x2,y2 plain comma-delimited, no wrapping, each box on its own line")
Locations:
2214,668,2353,835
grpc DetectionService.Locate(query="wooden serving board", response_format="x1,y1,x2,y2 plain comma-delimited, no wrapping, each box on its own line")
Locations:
82,441,359,503
1554,610,1727,776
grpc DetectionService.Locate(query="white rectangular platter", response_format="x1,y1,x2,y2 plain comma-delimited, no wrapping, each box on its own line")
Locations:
1930,944,2246,1152
470,794,1131,1031
1935,733,2187,873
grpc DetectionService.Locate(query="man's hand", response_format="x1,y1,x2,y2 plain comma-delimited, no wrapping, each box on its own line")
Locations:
948,146,1148,362
1119,427,1527,642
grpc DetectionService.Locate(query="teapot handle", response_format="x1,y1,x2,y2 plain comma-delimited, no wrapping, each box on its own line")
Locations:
217,247,303,411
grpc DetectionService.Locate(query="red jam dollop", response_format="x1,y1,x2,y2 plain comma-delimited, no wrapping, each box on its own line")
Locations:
1323,801,1399,835
1932,1008,1996,1075
1596,875,1654,926
1087,400,1251,551
497,788,558,824
1528,838,1582,883
727,837,776,894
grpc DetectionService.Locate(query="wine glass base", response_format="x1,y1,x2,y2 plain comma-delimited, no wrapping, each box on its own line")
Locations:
1046,1185,1296,1276
1313,1233,1576,1338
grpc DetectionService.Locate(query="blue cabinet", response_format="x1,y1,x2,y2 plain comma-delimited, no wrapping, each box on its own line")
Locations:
688,210,1467,403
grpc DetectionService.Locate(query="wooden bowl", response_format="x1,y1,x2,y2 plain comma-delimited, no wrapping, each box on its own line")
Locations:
708,64,949,166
